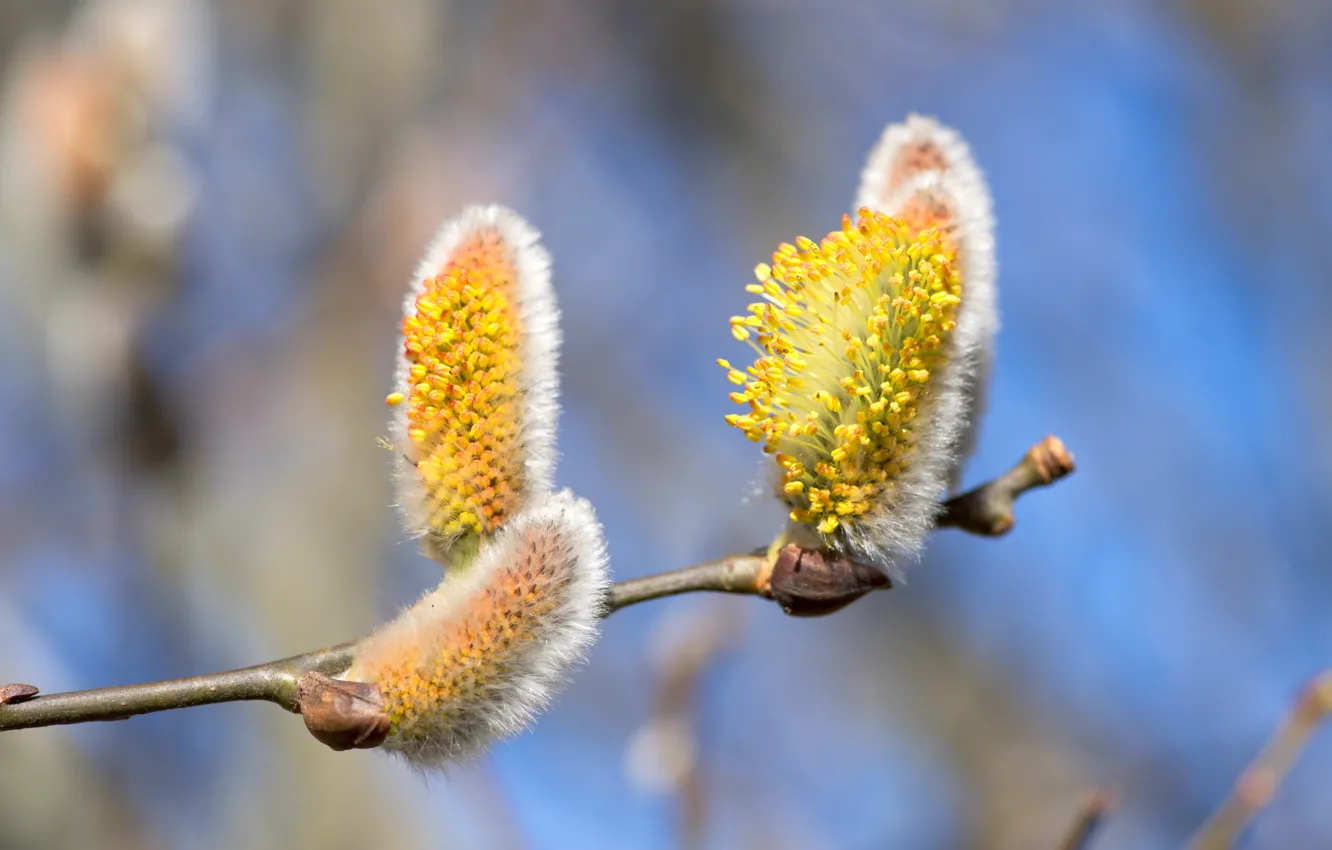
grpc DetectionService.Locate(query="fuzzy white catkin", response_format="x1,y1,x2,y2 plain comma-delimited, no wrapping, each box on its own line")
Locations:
846,115,998,575
346,490,608,768
391,204,562,565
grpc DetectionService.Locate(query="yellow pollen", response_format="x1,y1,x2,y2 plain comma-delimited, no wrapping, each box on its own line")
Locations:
719,208,963,539
369,521,566,737
399,228,526,539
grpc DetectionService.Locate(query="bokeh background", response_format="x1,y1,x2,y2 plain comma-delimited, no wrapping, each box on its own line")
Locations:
1,1,1330,848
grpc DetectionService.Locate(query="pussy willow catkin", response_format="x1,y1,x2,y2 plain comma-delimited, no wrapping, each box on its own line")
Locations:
387,205,561,568
348,491,607,766
722,115,996,576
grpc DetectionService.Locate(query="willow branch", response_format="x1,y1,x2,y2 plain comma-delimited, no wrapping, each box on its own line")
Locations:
604,553,767,612
1187,671,1332,850
0,644,355,732
937,435,1074,535
1,435,1072,735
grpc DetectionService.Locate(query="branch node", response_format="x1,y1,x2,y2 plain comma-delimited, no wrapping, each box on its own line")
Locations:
1235,768,1276,809
297,672,390,752
0,684,39,705
753,553,775,598
767,545,891,617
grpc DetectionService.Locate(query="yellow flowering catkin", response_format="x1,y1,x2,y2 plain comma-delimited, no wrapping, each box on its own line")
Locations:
388,205,560,567
723,210,961,537
723,115,996,575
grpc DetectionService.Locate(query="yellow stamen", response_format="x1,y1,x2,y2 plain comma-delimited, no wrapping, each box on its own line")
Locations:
718,208,963,539
400,228,526,538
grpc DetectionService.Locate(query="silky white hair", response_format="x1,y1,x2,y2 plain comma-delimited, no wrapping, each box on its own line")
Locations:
838,115,999,577
390,205,562,564
347,490,608,768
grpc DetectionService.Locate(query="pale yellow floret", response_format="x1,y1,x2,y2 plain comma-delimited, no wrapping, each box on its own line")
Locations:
720,208,963,540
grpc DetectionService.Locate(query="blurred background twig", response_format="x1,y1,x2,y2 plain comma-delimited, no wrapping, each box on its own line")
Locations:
1188,672,1332,850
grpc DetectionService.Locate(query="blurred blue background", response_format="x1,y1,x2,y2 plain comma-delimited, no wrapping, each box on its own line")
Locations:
1,1,1330,848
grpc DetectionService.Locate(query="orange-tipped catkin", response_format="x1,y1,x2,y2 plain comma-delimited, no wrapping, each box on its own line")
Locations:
345,490,608,767
388,205,561,567
857,115,998,495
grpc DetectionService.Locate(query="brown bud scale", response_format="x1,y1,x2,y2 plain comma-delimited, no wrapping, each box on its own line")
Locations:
767,545,891,617
0,684,39,705
297,672,391,752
